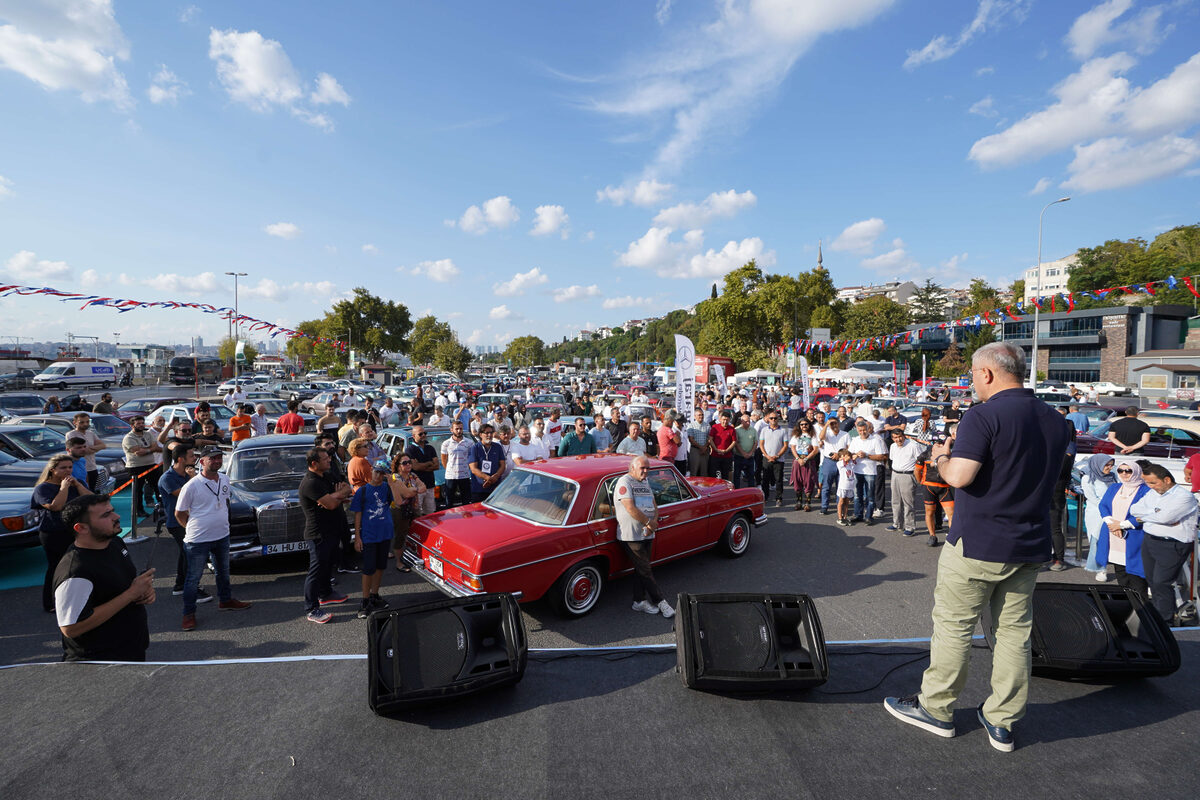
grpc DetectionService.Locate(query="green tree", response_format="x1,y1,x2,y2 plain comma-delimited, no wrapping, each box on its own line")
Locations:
323,288,412,361
218,336,258,367
285,320,320,365
933,340,966,379
504,335,545,366
909,279,948,323
408,315,455,366
962,278,998,317
961,326,997,365
1008,279,1025,302
841,295,911,339
697,261,775,368
433,339,472,373
808,303,843,335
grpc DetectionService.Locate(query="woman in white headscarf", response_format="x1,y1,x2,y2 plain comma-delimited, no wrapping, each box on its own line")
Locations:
1094,459,1151,598
1079,454,1115,580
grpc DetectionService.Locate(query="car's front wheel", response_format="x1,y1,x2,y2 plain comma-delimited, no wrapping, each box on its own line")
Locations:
549,559,605,617
717,513,752,558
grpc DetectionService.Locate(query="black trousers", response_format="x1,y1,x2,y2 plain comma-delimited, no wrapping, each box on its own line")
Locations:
1142,535,1191,623
709,457,732,481
304,535,341,614
40,528,74,612
1048,474,1070,561
132,464,162,515
761,460,784,500
444,478,472,508
166,525,188,590
620,539,664,605
1113,563,1149,599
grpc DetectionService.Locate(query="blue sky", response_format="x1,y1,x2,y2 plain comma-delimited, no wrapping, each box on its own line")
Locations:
1,0,1198,352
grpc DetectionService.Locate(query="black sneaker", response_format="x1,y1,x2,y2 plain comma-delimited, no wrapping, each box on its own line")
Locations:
883,695,955,738
195,587,213,604
977,705,1014,752
356,601,371,619
336,564,359,574
927,535,939,547
369,594,390,610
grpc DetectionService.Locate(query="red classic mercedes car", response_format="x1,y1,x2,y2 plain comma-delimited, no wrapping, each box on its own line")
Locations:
402,454,767,617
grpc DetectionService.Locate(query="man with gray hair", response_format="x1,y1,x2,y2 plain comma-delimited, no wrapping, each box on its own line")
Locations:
615,455,673,618
885,341,1072,753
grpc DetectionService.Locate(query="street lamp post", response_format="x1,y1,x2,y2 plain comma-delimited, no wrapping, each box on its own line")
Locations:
224,271,248,375
1030,197,1070,390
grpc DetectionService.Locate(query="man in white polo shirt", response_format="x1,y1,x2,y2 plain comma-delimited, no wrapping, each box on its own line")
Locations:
174,447,251,631
887,428,926,537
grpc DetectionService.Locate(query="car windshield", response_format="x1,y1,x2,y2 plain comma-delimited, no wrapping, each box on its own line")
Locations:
90,415,132,437
1,395,45,411
0,450,17,466
118,399,155,413
535,394,564,404
6,427,65,456
227,445,312,481
205,405,235,420
258,400,289,414
484,469,577,526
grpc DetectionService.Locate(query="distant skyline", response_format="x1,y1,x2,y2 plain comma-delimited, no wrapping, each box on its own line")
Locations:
2,1,1198,349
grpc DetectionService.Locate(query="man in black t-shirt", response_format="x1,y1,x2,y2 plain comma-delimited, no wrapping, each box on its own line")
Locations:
54,495,154,662
1107,406,1151,455
404,425,439,515
298,446,353,624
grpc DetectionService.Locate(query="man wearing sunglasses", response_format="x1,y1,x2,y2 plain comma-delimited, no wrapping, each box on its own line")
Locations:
404,426,439,514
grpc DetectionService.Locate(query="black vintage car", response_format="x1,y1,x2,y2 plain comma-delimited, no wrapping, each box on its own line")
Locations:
225,434,351,560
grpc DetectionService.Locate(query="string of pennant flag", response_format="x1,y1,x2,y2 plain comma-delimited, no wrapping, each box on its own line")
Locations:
779,273,1200,357
0,283,348,351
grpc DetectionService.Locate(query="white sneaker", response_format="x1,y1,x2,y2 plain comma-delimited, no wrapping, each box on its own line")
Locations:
873,509,884,518
1094,571,1108,582
632,600,659,614
657,600,675,618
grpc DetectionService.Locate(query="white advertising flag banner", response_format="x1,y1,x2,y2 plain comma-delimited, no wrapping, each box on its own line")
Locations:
712,363,726,387
674,334,696,419
798,356,811,408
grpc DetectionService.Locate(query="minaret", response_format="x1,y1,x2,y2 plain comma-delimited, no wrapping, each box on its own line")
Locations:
817,239,823,269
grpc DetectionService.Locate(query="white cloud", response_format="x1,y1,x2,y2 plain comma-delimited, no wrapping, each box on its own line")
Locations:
208,28,346,129
968,96,997,117
596,179,674,207
904,0,1031,69
585,1,893,174
264,221,300,239
465,329,485,346
553,284,602,303
1063,135,1200,193
976,65,995,76
861,239,918,273
239,278,288,301
1028,177,1052,195
139,270,223,295
489,304,520,320
79,268,102,288
0,174,12,199
4,249,70,280
655,0,673,25
147,64,189,104
456,195,520,234
1065,0,1167,61
310,72,350,106
941,253,968,271
493,267,548,297
584,230,595,241
237,278,341,303
602,295,655,309
653,189,756,228
678,237,775,279
830,218,886,254
618,226,679,269
531,205,569,238
180,6,200,23
361,243,378,255
409,258,460,282
0,0,132,109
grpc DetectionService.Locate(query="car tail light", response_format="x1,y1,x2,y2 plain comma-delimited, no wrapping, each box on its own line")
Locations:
3,516,25,531
434,485,441,499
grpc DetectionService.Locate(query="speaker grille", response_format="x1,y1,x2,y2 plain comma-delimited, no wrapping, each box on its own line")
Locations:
696,601,774,673
398,609,468,691
1032,593,1111,662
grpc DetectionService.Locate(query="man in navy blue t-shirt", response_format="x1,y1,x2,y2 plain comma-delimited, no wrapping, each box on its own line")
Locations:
885,342,1071,753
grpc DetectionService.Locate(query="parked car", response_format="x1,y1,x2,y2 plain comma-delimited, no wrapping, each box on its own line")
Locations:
1075,418,1200,460
300,391,341,415
216,377,258,394
402,454,767,617
1,419,132,485
114,396,192,422
11,412,132,448
0,485,43,550
0,369,37,391
375,426,473,507
0,437,118,495
144,403,235,433
32,360,118,391
1086,381,1130,397
254,398,318,434
0,393,47,421
273,382,321,402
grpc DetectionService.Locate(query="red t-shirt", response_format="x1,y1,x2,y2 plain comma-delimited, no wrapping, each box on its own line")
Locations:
1187,452,1200,493
709,423,735,455
657,425,680,461
275,412,305,434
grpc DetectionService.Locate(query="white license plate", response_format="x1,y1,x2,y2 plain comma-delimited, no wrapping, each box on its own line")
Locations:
263,541,307,555
428,556,443,577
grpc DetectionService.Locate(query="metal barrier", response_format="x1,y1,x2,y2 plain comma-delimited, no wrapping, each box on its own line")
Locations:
108,464,161,543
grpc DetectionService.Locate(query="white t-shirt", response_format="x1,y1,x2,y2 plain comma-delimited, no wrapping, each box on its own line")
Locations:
440,436,473,480
511,440,544,464
175,473,231,543
426,411,448,427
888,439,925,473
819,428,851,463
378,405,400,426
850,434,887,476
614,474,655,542
434,394,448,409
544,419,564,450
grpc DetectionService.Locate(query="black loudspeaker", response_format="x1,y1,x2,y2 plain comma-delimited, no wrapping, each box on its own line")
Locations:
368,592,527,713
985,583,1179,681
674,592,828,691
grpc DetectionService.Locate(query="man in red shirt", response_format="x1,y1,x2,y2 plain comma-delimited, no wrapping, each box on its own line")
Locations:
275,399,306,435
1185,452,1200,493
708,410,736,481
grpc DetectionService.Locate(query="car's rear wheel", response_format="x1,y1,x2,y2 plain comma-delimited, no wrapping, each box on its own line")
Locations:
549,559,605,617
58,382,67,391
717,513,752,558
101,381,111,389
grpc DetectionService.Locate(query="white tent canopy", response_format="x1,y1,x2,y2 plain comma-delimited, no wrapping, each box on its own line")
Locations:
732,368,782,380
837,368,886,382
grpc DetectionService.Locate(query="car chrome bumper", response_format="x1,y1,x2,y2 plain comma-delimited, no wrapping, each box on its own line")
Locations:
754,514,769,527
401,549,523,601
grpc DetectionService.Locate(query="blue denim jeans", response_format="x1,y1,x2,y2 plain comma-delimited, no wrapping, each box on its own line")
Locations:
183,537,232,615
854,473,876,520
819,459,839,512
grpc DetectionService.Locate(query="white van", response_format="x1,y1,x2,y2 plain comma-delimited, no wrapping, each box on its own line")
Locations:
32,360,118,390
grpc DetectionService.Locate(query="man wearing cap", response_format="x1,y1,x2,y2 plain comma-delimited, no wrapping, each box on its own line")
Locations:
299,446,355,624
174,447,252,631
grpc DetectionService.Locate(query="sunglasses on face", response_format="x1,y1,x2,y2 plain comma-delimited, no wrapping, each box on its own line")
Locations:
1116,468,1133,474
399,460,411,465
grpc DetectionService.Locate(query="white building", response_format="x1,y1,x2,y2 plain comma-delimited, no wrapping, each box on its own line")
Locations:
1024,254,1077,300
836,280,918,305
